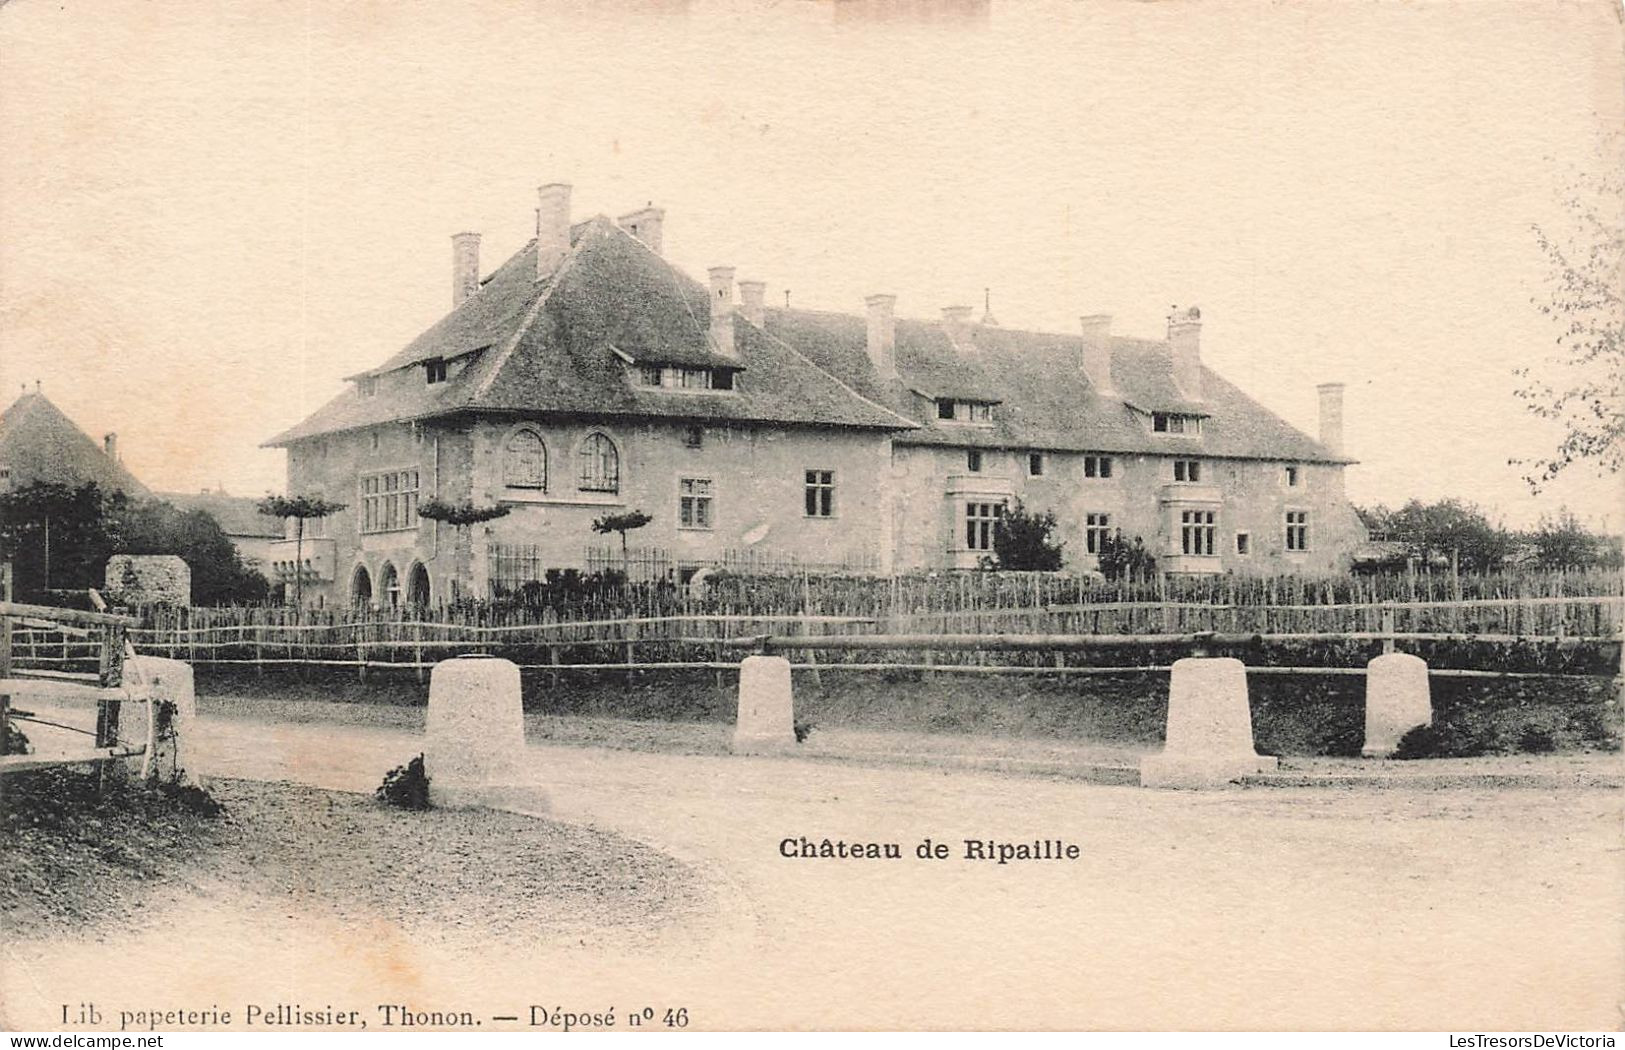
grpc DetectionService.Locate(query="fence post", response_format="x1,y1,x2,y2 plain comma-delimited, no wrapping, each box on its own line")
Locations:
624,618,637,685
415,621,426,685
358,624,368,683
1381,602,1396,655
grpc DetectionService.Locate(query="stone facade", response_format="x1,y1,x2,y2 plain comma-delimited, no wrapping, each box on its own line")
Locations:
891,444,1366,575
282,416,892,607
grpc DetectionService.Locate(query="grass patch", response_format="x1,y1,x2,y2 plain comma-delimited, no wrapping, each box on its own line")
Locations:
1,769,229,937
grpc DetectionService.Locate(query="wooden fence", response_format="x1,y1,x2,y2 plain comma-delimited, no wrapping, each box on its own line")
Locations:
3,592,1613,681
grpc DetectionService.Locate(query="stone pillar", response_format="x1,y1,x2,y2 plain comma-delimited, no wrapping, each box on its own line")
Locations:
1140,657,1277,788
1362,652,1431,757
425,655,545,809
733,655,795,754
124,655,200,787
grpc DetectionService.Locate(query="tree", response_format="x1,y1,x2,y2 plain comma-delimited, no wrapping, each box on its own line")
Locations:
988,500,1065,571
0,482,122,599
591,510,653,576
1514,155,1624,490
0,481,269,605
416,497,512,528
1375,498,1514,573
257,494,347,607
1526,508,1610,570
1096,530,1157,582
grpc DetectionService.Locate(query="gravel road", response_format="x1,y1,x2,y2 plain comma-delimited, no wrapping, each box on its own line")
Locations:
5,707,1620,1031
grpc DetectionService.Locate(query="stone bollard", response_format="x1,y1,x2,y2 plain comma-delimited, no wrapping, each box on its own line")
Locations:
425,654,546,810
1140,657,1278,789
733,655,795,754
1362,652,1432,757
123,655,200,787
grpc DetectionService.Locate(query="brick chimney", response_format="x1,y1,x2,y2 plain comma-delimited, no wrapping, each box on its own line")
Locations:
103,432,118,461
535,183,572,280
1167,305,1203,400
738,280,766,327
865,294,898,380
941,305,975,353
1079,314,1114,395
1317,382,1345,455
708,266,737,357
451,232,481,308
618,204,665,255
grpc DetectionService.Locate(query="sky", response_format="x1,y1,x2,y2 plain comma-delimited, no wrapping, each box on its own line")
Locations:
1,0,1621,529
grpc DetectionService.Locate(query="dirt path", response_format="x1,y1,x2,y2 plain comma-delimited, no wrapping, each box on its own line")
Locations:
6,709,1622,1030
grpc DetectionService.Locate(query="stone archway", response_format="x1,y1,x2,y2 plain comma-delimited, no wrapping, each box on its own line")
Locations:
351,564,373,606
407,562,432,608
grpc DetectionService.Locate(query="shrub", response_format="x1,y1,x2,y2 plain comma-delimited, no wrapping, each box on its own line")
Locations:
990,500,1065,571
1394,721,1495,760
3,721,30,755
793,718,817,744
376,754,432,809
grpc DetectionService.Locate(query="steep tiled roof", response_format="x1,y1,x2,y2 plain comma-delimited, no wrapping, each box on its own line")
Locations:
156,490,282,537
765,309,1351,463
266,218,915,445
267,212,1345,464
0,392,151,496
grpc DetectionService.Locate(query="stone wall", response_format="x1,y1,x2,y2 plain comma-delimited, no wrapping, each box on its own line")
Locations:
105,554,191,606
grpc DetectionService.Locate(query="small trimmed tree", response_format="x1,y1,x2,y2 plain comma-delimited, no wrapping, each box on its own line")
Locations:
257,494,347,607
416,497,512,529
592,510,653,576
989,500,1065,571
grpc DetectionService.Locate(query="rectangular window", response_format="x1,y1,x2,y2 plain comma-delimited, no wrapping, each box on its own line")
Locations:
966,449,983,473
1083,455,1114,479
638,364,663,386
425,357,448,384
683,425,704,449
1286,511,1309,551
1028,452,1046,477
1085,512,1112,555
1236,531,1251,555
1181,509,1216,556
965,501,1004,551
937,399,994,423
679,477,714,529
804,470,835,517
1285,465,1300,487
360,469,419,534
712,369,735,391
1173,459,1202,483
1154,413,1201,435
357,376,377,398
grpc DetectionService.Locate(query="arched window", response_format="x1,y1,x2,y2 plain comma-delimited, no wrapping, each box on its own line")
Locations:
351,565,373,607
503,428,547,489
576,432,620,493
380,562,400,608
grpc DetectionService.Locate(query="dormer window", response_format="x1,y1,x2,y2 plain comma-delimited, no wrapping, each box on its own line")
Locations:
633,364,736,392
357,376,378,398
935,399,995,425
1153,413,1202,435
424,357,448,384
